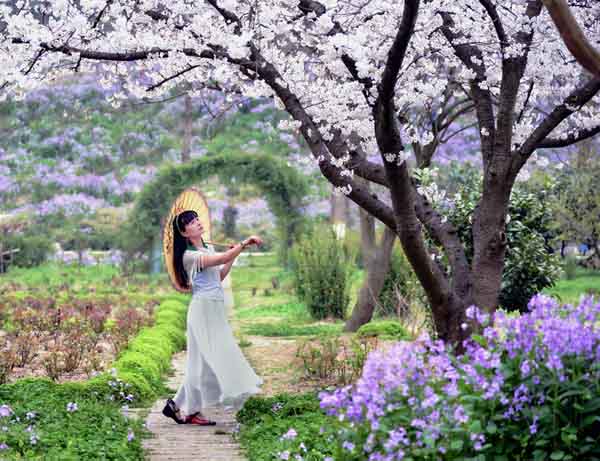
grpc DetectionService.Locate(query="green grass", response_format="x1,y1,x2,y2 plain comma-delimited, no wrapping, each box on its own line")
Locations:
544,269,600,305
235,301,310,322
242,321,343,337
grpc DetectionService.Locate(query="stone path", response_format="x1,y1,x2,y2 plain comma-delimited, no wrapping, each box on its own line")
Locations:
142,352,246,461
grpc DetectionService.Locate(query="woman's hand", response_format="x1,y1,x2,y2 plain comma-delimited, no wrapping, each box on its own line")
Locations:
243,235,263,247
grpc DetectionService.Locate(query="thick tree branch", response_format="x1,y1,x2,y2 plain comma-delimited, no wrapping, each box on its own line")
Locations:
478,0,508,48
205,0,242,34
412,186,471,299
543,0,600,77
92,1,113,29
514,76,600,172
373,1,463,314
494,1,542,161
439,12,496,165
537,124,600,148
246,45,396,230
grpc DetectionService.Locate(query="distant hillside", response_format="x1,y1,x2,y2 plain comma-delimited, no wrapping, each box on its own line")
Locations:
0,74,331,252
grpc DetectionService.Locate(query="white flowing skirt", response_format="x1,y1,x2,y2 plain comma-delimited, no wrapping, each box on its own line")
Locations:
173,294,262,416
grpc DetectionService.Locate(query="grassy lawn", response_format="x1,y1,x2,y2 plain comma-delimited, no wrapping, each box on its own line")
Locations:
544,269,600,305
231,253,352,339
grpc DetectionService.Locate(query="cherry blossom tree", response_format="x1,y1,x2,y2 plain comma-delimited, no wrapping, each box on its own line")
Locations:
2,0,600,345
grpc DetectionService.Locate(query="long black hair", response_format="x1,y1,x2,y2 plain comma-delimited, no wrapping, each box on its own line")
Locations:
172,210,198,288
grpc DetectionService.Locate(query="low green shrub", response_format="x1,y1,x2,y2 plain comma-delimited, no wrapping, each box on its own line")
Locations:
112,298,187,399
236,393,340,461
290,225,355,320
296,335,378,385
2,232,54,268
563,254,578,280
355,320,411,340
377,244,424,317
0,378,145,460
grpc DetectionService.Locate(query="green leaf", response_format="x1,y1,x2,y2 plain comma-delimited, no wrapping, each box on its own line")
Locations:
583,397,600,414
469,420,483,433
583,415,600,427
550,451,565,460
486,421,498,434
451,440,464,451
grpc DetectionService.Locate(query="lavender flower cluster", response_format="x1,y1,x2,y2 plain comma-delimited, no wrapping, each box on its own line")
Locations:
318,295,600,460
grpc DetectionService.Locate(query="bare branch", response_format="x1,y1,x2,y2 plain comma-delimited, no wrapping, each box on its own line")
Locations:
205,0,242,33
146,65,200,92
92,1,114,29
478,0,508,48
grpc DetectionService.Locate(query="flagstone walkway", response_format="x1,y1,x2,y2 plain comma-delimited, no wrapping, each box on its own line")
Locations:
141,351,246,461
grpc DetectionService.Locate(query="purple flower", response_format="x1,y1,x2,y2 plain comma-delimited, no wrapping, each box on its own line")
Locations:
279,451,290,460
0,405,12,417
127,428,135,442
453,405,469,424
0,442,8,450
282,428,297,440
342,441,355,451
66,402,78,412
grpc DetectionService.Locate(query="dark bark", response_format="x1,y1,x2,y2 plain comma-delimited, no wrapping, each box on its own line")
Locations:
344,217,396,332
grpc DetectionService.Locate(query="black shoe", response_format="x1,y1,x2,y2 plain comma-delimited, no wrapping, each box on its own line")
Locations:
162,398,186,424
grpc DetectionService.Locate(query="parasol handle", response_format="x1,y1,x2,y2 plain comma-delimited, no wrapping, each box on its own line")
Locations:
204,240,237,248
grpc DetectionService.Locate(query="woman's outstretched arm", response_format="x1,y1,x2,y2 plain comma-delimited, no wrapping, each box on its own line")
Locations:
200,236,262,271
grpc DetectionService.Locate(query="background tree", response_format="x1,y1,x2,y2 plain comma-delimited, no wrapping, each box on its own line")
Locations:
3,0,600,345
550,141,600,260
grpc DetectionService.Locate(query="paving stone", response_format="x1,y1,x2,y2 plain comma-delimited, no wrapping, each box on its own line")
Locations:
142,352,246,461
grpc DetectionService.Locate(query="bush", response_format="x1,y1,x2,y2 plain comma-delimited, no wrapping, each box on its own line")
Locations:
564,254,578,280
2,232,54,268
290,225,355,320
318,295,600,461
355,320,411,340
448,172,561,312
296,335,378,385
377,244,424,317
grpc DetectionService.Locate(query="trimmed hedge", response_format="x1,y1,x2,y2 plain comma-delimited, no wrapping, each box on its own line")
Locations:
0,297,188,459
355,320,411,341
110,297,188,402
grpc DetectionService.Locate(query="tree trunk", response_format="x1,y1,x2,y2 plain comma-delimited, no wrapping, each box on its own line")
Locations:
471,181,511,312
181,94,192,163
344,209,396,332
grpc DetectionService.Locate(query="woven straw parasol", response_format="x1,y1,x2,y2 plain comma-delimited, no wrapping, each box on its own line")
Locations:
163,187,212,293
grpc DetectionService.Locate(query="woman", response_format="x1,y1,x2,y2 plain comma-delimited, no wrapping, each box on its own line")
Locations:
162,209,263,425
